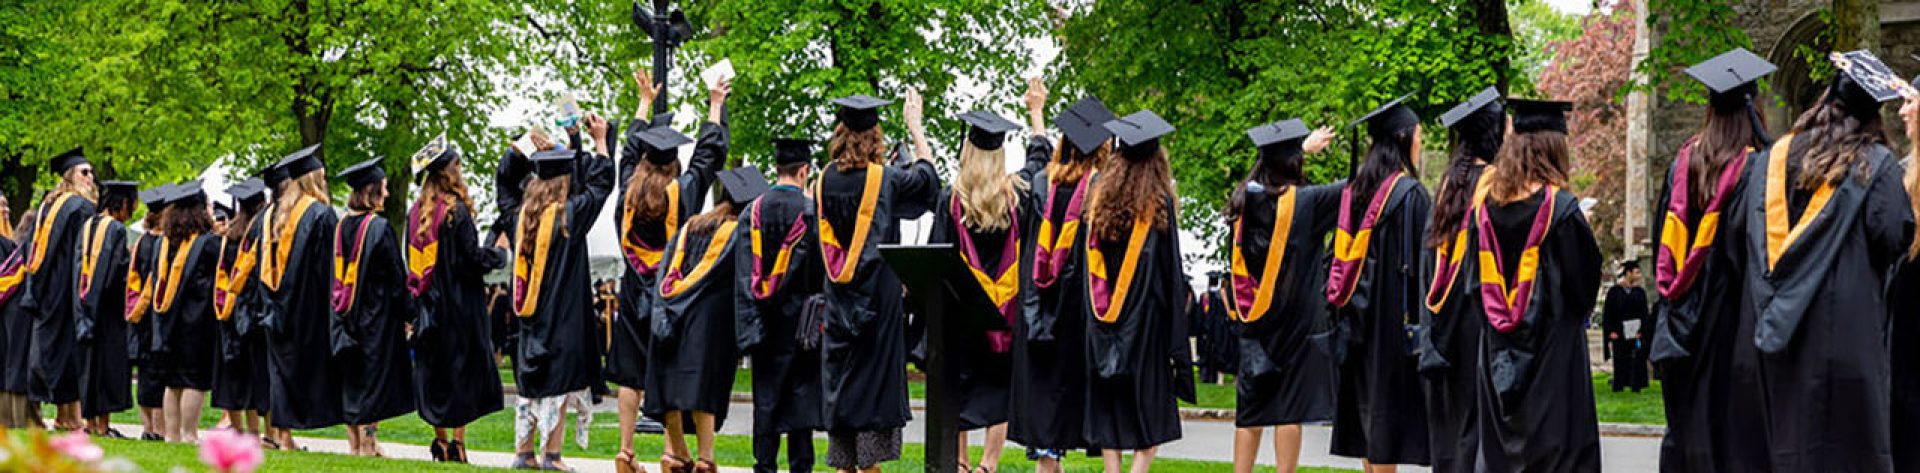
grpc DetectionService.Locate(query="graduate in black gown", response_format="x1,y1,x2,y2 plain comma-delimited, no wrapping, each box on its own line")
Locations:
1601,264,1649,392
332,158,415,456
1742,52,1913,473
0,198,27,429
1418,87,1503,473
736,138,826,473
1890,88,1920,473
927,101,1050,473
508,115,614,471
648,167,760,473
127,185,172,439
1327,97,1432,470
1083,109,1194,472
261,145,347,436
1010,93,1109,471
22,148,98,430
614,69,729,473
75,180,136,436
815,92,941,472
1225,119,1343,473
151,181,220,443
406,136,506,463
211,179,269,441
1472,99,1602,473
1648,49,1773,473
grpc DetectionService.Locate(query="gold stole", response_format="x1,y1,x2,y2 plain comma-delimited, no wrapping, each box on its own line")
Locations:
659,221,739,298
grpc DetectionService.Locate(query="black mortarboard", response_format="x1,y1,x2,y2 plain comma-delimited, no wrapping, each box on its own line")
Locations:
1246,119,1310,149
213,201,234,220
716,167,770,206
1440,87,1502,128
773,138,816,166
1830,50,1913,119
1056,95,1117,156
167,180,206,206
650,112,676,130
337,158,387,191
1620,260,1641,276
260,163,288,189
411,134,459,176
49,147,88,175
276,144,324,178
957,110,1020,151
230,178,267,207
100,180,139,200
530,149,574,179
635,125,693,165
1509,99,1574,134
832,95,892,132
1102,110,1175,161
1352,94,1420,139
1686,48,1776,94
140,185,174,210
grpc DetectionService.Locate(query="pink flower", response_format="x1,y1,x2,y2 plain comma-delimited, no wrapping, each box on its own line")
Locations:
198,430,263,473
48,431,103,463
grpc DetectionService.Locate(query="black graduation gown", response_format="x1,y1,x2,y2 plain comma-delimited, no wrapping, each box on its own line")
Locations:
0,237,21,398
1082,193,1193,450
1891,252,1920,473
734,185,824,434
1009,137,1092,450
1416,164,1488,473
127,232,163,408
24,194,95,403
153,233,218,390
212,225,270,412
514,151,614,399
1204,291,1237,377
263,201,346,429
927,184,1034,431
411,205,507,428
1743,138,1910,472
644,219,743,417
334,213,414,424
610,119,726,390
1474,189,1602,473
1601,285,1649,391
816,158,939,433
73,216,131,417
1329,177,1432,465
1228,183,1343,427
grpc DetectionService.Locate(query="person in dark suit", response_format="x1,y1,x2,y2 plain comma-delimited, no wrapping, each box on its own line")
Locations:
1603,261,1650,392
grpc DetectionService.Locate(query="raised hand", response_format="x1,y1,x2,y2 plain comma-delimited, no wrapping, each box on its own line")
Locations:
633,68,662,119
1024,77,1048,134
1304,126,1337,155
708,78,731,124
586,113,611,157
904,89,932,162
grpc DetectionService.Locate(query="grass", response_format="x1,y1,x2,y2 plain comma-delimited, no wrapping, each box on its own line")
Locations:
1591,372,1666,425
501,368,1234,410
96,437,513,472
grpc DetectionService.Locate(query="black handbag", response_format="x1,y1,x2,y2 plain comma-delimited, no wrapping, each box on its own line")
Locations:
795,294,828,350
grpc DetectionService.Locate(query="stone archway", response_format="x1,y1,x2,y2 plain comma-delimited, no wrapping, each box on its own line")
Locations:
1761,10,1830,134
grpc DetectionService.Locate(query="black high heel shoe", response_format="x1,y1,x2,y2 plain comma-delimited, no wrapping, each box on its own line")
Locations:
449,440,468,464
429,439,449,462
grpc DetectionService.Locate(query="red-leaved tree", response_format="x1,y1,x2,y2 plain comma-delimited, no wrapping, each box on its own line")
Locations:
1536,0,1636,258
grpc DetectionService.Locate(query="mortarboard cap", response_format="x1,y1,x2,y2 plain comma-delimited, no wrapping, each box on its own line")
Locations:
411,134,460,176
213,201,234,220
1352,94,1420,139
1830,50,1914,119
635,125,694,165
832,95,892,132
167,180,206,206
1508,99,1574,134
1246,119,1310,149
1056,95,1117,156
1102,110,1175,161
1686,48,1777,94
716,167,770,206
140,185,175,210
529,149,574,179
100,180,139,201
230,178,267,207
50,147,88,175
1440,87,1503,128
260,162,288,189
650,112,677,130
337,158,387,191
957,110,1021,151
276,144,325,178
773,138,816,166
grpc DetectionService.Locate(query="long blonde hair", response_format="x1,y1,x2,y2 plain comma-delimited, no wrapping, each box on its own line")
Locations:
275,171,331,224
52,167,98,204
415,161,474,240
955,142,1026,232
517,175,571,257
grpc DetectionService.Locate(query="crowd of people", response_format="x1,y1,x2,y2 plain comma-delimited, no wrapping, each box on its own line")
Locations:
5,45,1920,473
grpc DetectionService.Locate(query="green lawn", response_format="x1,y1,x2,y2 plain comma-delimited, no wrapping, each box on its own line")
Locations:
1591,372,1666,425
501,368,1234,410
96,437,512,472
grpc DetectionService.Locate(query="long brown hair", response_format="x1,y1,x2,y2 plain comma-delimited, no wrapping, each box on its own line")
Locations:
517,175,571,257
1490,130,1572,204
1048,141,1107,185
830,124,889,172
623,159,681,224
1429,106,1505,248
346,181,386,213
415,161,474,240
164,201,213,239
275,171,330,224
1088,146,1174,241
1789,89,1887,191
0,196,12,240
224,201,259,241
1690,104,1766,204
683,199,738,239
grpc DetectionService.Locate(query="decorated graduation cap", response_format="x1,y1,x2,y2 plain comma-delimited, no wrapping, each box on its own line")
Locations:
957,110,1021,151
1440,87,1503,128
411,134,460,176
1351,94,1420,139
167,180,207,206
773,137,816,166
832,95,892,132
1056,95,1117,156
213,201,234,221
337,158,386,191
276,144,325,178
49,147,88,175
1829,50,1915,119
1246,119,1310,159
634,125,694,165
529,149,575,179
1508,99,1574,134
230,178,268,207
1102,110,1174,161
716,167,770,206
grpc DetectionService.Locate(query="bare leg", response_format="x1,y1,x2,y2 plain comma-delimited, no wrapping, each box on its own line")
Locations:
980,423,1008,472
957,430,973,471
1128,447,1158,473
1102,449,1124,473
1272,425,1303,473
176,389,202,442
161,388,181,441
543,415,568,470
1035,456,1063,473
694,411,717,463
346,424,364,455
1234,427,1265,473
618,387,641,456
1371,463,1396,473
663,411,690,460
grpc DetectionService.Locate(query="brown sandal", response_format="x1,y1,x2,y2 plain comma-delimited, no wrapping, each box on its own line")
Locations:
615,450,649,473
692,459,716,473
659,455,691,473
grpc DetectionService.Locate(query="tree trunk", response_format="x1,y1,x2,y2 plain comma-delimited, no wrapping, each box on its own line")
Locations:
0,154,31,225
1833,0,1880,53
378,99,417,236
1472,0,1515,93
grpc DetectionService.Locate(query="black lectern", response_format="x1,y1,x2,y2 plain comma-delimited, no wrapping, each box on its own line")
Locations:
880,243,1000,473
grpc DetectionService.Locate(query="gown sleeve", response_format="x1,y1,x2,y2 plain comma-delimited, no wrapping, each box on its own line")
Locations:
1550,200,1604,330
733,211,764,353
1164,196,1197,404
682,121,730,205
568,152,615,238
1865,153,1916,277
494,145,530,235
451,208,507,279
1304,180,1349,235
1016,137,1052,185
890,159,942,220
